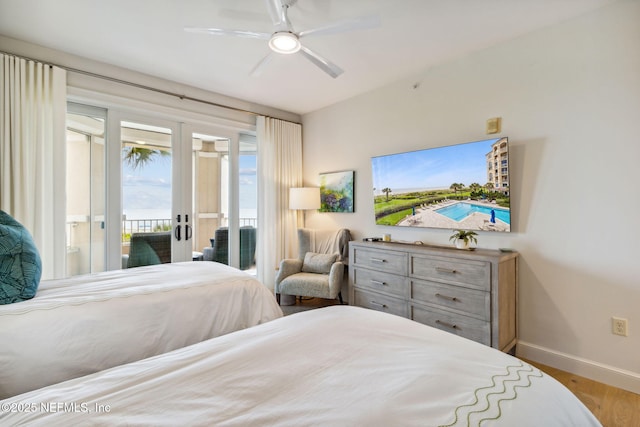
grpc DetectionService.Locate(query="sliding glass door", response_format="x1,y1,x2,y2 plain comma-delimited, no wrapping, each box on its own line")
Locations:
65,103,106,276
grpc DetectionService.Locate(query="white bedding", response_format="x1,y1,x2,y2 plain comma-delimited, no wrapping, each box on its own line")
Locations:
0,306,600,426
0,261,282,398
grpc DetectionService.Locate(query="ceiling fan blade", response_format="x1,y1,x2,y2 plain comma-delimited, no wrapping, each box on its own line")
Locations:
299,45,343,79
264,0,284,26
298,15,380,38
250,52,276,77
184,27,271,40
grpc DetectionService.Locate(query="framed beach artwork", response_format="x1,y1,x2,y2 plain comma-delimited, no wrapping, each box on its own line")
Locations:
319,170,354,213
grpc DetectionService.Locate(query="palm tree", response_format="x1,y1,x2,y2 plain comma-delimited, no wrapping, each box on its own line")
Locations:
123,146,170,170
449,183,464,196
382,187,392,202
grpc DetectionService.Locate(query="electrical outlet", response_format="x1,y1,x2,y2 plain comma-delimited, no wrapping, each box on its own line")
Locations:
612,317,628,337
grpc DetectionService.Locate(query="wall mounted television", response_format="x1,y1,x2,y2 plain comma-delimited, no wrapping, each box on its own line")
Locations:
371,137,511,232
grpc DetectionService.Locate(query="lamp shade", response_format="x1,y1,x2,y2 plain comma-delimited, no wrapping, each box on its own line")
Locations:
289,187,320,210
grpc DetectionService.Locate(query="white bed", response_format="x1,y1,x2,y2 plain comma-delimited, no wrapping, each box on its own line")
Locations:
0,261,282,399
0,306,600,426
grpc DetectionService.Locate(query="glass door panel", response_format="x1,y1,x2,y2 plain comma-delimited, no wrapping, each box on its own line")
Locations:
238,135,257,273
120,121,173,268
192,133,230,265
191,130,257,273
65,106,106,276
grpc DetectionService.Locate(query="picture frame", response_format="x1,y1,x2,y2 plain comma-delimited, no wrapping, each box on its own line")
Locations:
319,170,354,213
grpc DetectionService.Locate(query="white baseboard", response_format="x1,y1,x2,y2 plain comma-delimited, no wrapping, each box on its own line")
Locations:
516,341,640,395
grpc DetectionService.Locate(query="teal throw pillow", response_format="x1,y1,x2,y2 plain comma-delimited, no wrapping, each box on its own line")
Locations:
0,210,42,304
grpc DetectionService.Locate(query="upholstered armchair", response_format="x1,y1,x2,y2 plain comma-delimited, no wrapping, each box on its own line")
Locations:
275,228,351,305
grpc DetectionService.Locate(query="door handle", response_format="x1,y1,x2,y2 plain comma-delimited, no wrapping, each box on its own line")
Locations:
174,225,182,241
185,224,192,241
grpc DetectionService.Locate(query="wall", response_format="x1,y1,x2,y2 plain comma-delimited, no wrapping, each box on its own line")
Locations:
301,0,640,393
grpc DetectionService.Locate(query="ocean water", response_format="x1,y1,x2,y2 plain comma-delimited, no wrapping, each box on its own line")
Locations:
123,209,172,220
123,209,257,221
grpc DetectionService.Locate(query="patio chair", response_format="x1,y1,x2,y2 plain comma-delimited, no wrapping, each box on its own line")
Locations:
206,226,256,270
127,231,171,268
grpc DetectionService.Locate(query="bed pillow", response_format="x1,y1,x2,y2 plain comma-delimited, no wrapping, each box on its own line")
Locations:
0,210,42,304
301,252,338,274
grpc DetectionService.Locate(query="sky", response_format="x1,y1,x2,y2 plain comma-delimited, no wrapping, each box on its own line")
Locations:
371,138,502,195
122,152,256,219
122,151,172,214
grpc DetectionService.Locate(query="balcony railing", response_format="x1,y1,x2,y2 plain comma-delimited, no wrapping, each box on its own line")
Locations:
122,217,257,241
123,218,172,235
239,217,257,228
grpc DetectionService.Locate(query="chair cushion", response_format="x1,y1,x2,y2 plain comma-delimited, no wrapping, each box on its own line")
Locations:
127,240,161,268
0,210,42,304
301,252,337,274
280,273,332,299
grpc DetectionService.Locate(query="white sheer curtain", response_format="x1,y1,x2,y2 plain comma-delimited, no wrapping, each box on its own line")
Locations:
256,116,302,291
0,53,67,279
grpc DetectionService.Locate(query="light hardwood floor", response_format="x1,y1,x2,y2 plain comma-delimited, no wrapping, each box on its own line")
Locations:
281,299,640,426
524,359,640,427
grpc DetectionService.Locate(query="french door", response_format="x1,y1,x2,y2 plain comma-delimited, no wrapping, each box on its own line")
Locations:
65,102,256,275
117,116,186,268
184,124,257,273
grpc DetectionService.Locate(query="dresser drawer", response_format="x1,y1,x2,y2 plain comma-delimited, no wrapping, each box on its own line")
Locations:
410,279,489,321
411,304,490,346
410,255,490,290
352,267,407,298
352,247,407,275
354,289,407,318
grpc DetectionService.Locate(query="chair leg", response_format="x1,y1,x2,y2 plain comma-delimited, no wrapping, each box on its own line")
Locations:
338,292,344,305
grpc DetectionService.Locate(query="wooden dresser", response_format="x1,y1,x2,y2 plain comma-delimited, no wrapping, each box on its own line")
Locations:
348,241,518,353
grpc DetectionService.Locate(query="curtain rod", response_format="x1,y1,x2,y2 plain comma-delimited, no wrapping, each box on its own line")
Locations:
1,50,300,124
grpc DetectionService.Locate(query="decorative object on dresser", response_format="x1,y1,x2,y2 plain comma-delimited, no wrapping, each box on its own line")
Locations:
449,229,478,250
349,241,518,353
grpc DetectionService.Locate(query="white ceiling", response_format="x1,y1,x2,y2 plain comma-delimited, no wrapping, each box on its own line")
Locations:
0,0,617,115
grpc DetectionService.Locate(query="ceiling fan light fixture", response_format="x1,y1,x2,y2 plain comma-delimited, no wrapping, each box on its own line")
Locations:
269,32,301,54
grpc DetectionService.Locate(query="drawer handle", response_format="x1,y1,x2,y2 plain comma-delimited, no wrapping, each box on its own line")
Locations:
436,320,458,330
435,267,458,274
371,258,387,263
371,280,387,286
435,293,458,302
370,301,387,309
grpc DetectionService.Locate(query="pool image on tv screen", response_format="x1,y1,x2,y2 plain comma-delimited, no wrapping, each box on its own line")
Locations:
371,137,510,232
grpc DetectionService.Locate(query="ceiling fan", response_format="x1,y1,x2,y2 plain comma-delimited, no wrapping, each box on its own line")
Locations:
185,0,380,78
